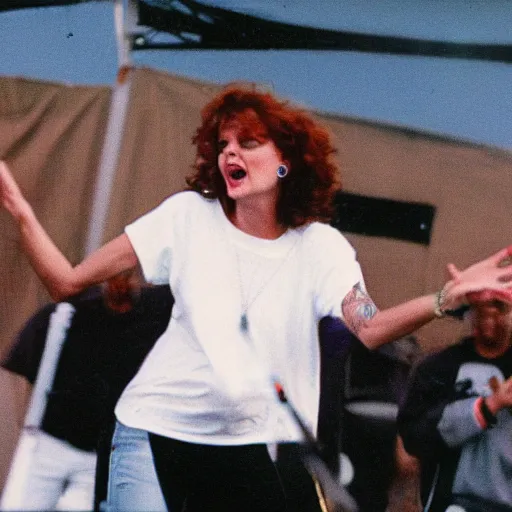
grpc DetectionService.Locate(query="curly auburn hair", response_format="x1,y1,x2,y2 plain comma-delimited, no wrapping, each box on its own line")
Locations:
186,85,341,227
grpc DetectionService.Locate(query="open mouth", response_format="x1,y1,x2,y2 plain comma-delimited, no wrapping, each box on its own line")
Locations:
230,169,247,180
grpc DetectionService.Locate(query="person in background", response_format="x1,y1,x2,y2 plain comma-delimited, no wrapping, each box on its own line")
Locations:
397,289,512,512
1,270,172,511
1,84,511,512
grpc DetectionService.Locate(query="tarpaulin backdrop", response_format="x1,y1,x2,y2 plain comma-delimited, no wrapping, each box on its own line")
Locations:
1,67,511,489
0,74,111,489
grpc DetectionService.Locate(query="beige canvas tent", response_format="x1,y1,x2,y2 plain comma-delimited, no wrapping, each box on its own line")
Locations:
1,66,511,491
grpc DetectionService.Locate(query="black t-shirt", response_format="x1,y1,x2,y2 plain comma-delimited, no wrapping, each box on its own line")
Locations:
2,285,173,451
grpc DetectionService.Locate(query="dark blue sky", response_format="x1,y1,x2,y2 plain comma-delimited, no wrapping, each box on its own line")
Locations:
1,1,511,149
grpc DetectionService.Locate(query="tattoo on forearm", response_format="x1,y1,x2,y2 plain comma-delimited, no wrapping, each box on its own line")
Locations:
342,282,378,335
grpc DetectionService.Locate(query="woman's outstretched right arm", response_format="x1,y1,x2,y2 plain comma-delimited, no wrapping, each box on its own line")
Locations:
1,161,138,301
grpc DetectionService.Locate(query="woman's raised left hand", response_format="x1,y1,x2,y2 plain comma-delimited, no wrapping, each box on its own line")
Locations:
443,247,512,309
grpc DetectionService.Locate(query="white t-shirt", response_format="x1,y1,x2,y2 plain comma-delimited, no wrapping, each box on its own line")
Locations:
115,191,363,445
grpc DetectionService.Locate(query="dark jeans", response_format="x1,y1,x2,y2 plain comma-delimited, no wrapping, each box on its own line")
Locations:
149,435,289,512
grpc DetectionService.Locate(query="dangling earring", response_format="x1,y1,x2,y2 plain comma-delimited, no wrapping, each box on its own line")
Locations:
276,164,289,178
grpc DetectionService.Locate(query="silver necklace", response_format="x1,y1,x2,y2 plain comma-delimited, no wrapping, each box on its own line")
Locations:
233,237,298,333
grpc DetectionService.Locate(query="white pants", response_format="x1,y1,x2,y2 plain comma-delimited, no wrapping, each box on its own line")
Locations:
1,431,96,511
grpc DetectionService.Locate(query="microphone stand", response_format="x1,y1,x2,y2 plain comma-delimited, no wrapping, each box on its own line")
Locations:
239,324,358,511
273,381,358,512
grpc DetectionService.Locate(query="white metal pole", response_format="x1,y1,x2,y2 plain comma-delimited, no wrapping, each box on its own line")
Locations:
84,0,134,255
